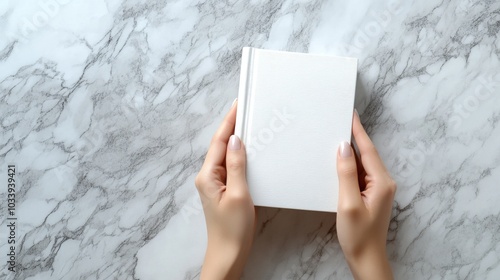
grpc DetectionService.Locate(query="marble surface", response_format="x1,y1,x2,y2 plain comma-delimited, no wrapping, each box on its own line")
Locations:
1,0,499,279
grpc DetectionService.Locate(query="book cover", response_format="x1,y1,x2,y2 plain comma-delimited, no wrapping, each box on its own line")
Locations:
235,47,357,212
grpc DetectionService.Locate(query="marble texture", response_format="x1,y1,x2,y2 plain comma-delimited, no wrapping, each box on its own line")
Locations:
0,0,499,279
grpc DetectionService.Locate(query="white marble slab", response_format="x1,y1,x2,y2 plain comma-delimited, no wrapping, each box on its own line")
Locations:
0,0,499,279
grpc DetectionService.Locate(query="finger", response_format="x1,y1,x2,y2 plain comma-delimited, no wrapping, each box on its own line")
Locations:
204,100,238,167
337,141,363,211
225,135,248,192
352,142,367,192
352,112,387,175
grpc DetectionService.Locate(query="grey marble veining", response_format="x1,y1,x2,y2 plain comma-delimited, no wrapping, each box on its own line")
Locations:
0,0,499,279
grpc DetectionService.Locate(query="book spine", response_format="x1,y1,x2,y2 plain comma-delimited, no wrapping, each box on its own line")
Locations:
235,47,255,142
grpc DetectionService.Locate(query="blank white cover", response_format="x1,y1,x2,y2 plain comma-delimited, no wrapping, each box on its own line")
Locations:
235,47,357,212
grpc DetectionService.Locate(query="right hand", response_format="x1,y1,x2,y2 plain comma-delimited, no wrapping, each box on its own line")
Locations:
336,111,397,280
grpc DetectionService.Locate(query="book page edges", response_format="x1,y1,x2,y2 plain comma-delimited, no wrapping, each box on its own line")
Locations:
235,47,255,142
347,59,358,146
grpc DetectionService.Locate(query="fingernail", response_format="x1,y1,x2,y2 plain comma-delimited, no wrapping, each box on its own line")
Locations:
229,135,241,150
340,141,352,158
354,108,359,117
232,98,238,107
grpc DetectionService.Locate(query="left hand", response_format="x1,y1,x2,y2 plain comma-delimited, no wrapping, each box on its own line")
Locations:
195,100,256,279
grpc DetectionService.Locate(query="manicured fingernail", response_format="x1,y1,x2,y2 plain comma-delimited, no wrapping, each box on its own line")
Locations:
229,135,241,150
340,141,352,158
232,98,238,107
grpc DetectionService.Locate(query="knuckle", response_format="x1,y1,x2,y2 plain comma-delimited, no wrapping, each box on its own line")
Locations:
227,157,244,171
380,177,397,199
389,179,398,193
367,144,378,154
194,173,202,187
195,172,207,190
227,190,250,204
212,131,223,143
339,163,357,177
339,203,362,218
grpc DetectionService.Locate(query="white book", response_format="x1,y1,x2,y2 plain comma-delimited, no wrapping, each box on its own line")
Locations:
235,47,357,212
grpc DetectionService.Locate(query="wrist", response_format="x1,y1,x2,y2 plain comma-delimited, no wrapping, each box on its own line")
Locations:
201,239,251,280
345,245,393,280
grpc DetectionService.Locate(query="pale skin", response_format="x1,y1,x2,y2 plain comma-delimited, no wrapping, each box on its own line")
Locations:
195,100,397,279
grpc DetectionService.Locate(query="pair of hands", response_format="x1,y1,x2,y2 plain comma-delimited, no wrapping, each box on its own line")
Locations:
195,100,396,279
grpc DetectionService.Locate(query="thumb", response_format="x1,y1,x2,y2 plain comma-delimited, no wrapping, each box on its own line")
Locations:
337,141,363,210
226,135,248,190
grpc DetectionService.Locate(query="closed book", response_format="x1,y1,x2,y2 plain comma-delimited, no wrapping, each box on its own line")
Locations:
235,47,357,212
